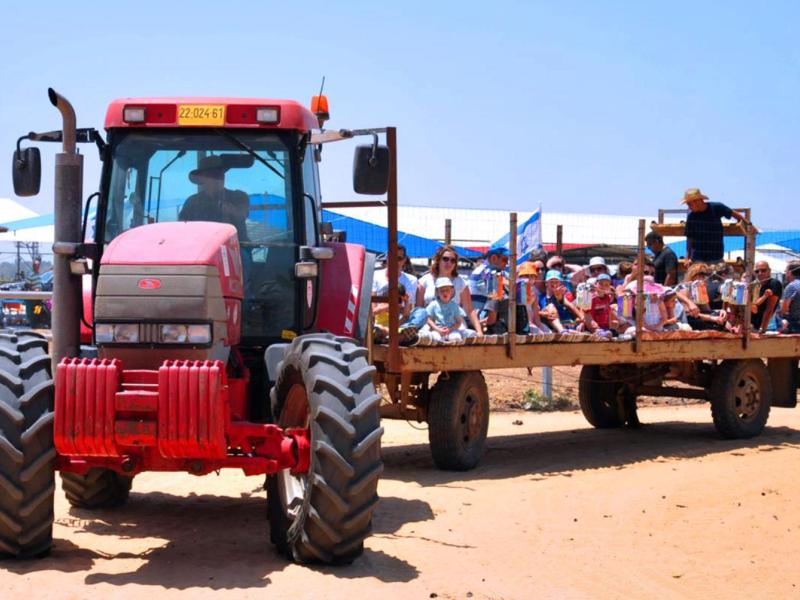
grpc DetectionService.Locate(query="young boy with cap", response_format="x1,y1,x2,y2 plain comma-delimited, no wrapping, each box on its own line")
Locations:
539,270,584,333
422,277,477,342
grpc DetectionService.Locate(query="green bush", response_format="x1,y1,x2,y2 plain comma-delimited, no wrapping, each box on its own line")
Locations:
522,388,574,412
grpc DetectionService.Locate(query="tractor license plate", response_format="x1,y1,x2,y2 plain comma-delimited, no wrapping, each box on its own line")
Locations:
177,104,225,126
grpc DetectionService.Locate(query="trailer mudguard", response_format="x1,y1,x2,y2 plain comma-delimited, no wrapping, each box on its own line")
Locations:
768,358,798,408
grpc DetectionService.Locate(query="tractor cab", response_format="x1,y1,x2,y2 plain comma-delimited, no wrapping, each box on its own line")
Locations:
99,99,323,346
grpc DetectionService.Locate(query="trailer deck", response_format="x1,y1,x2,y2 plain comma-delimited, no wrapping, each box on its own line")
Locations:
373,334,800,372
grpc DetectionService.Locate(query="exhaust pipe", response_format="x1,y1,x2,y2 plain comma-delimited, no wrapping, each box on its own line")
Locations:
48,88,83,364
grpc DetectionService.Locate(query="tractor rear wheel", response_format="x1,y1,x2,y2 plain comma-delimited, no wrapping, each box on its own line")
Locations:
578,365,625,428
266,334,383,564
710,359,772,439
0,330,55,559
427,371,490,471
61,469,133,509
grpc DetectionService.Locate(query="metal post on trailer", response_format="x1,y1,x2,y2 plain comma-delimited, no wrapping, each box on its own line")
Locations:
742,223,756,349
556,225,563,256
508,213,517,359
634,219,645,352
445,218,451,246
386,127,400,373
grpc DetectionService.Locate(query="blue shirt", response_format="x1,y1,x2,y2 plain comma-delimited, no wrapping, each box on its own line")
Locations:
426,298,462,328
781,279,800,324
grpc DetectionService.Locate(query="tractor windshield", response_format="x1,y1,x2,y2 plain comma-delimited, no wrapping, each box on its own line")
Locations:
102,129,301,341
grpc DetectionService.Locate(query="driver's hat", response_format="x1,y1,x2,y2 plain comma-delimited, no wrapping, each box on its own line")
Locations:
189,155,226,183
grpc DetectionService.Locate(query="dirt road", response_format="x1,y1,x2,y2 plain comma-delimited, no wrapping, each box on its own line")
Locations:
4,404,800,599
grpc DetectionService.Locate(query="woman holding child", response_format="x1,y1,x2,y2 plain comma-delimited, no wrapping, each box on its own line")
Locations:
417,245,483,334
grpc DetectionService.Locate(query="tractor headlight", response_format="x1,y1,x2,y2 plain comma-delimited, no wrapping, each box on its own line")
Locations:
95,323,114,343
96,323,139,344
187,324,212,344
160,324,188,344
113,323,140,343
159,323,211,344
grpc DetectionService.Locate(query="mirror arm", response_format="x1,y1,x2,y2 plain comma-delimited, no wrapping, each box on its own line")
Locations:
368,132,379,166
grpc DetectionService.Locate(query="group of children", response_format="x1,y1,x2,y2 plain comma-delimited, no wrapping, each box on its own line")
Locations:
373,253,794,345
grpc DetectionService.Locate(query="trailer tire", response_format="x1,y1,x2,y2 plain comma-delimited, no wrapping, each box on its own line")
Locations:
0,330,55,559
61,469,132,509
428,371,490,471
578,365,625,428
710,359,772,439
266,334,383,564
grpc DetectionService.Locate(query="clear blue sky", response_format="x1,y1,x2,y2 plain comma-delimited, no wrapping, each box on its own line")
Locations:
1,1,797,229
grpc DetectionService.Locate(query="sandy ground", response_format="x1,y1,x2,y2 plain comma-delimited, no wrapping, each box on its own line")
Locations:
4,401,800,600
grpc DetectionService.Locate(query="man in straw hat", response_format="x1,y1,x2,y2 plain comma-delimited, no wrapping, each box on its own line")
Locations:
180,155,251,240
681,187,752,263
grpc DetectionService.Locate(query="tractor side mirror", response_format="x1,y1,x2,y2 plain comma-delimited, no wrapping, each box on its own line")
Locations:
353,144,390,195
12,147,41,196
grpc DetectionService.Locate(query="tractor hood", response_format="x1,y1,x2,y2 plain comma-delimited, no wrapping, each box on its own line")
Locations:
102,221,244,299
95,221,244,369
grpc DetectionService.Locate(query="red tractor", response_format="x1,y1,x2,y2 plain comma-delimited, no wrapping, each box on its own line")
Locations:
3,89,388,563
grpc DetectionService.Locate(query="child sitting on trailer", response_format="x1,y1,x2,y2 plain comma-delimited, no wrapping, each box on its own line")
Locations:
583,273,618,337
623,276,669,333
372,283,419,345
517,261,551,334
421,277,477,342
539,270,584,333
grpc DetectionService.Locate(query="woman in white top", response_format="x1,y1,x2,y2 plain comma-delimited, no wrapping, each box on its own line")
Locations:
417,245,483,334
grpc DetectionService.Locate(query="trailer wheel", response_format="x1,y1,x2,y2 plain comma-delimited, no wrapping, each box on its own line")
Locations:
578,365,625,428
266,334,383,564
428,371,490,471
710,359,772,439
61,469,132,509
0,330,55,559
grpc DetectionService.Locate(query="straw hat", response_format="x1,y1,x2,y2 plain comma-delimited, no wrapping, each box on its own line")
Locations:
680,188,708,205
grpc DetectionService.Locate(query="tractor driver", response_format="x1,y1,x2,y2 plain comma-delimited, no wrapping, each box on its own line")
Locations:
179,155,250,242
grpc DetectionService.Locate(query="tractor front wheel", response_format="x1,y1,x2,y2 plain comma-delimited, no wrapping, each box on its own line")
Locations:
266,334,383,564
61,469,132,509
0,330,55,559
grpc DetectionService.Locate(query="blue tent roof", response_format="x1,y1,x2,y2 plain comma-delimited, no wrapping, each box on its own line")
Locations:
321,210,481,258
0,206,480,259
668,229,800,258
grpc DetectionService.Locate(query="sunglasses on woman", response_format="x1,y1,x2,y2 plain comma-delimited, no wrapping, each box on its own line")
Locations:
441,256,457,263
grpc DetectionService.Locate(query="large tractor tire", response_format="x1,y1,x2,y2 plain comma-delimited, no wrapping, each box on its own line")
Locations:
266,334,383,564
0,330,55,558
710,359,772,439
61,469,132,509
578,365,625,428
428,371,490,471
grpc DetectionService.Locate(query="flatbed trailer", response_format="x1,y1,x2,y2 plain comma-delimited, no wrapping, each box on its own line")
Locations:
318,130,799,471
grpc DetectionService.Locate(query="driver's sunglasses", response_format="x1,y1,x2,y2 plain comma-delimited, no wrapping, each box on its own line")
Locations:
441,256,457,263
